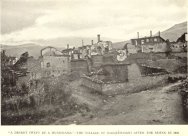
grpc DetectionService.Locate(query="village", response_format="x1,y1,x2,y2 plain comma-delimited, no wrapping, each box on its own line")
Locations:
1,30,188,125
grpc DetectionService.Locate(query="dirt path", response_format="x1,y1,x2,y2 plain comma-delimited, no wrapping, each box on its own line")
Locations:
80,82,185,125
52,81,185,125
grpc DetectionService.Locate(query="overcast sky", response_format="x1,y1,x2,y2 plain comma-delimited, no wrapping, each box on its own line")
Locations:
1,0,187,45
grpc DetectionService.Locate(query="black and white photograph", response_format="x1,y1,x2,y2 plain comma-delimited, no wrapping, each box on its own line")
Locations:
0,0,187,127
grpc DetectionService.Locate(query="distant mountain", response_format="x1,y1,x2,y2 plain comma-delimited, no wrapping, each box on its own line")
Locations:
1,43,67,58
160,21,187,42
111,40,131,49
34,36,119,48
1,22,186,57
1,43,44,58
0,36,112,58
35,37,94,48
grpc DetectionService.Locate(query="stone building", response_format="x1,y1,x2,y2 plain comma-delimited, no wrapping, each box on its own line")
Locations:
81,62,129,93
126,43,138,54
62,44,74,56
90,34,112,55
170,42,185,52
170,33,187,52
40,46,70,77
90,51,126,70
21,56,42,80
131,31,168,53
70,59,89,75
78,45,91,59
71,49,81,60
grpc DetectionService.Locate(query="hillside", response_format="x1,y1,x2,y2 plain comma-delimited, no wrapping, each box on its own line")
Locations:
160,21,187,42
111,40,131,50
1,36,117,58
1,43,44,58
1,43,66,58
112,21,187,49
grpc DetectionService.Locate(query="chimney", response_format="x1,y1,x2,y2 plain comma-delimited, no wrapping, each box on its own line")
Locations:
97,34,100,43
67,44,69,49
150,30,152,37
137,32,139,39
158,31,160,37
91,40,94,45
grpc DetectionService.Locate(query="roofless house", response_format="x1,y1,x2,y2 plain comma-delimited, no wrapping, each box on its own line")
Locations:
131,31,169,53
40,46,70,77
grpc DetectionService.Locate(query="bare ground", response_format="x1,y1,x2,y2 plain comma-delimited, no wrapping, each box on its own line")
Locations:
52,80,186,125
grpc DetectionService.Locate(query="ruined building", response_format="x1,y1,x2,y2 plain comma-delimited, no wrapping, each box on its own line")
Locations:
62,44,74,56
131,31,168,53
170,33,187,52
80,35,130,91
40,46,70,77
91,34,112,55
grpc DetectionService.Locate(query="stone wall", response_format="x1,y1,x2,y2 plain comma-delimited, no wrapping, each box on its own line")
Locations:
141,42,168,53
103,55,115,64
138,64,168,76
101,64,129,83
71,59,89,76
128,63,142,81
91,55,103,69
41,55,70,77
81,76,103,92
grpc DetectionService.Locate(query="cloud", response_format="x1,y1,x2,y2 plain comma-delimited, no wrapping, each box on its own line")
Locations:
1,0,56,34
1,0,187,45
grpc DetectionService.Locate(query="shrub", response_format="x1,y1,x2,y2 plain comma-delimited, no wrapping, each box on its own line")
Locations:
43,76,72,105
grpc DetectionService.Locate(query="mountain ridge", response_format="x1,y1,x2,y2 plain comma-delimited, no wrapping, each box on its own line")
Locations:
1,21,187,58
160,21,187,42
